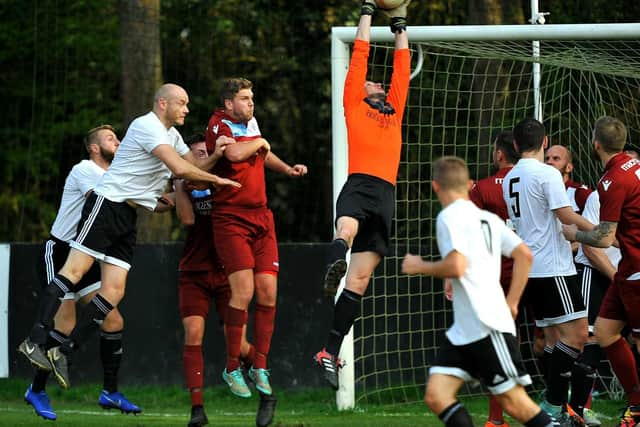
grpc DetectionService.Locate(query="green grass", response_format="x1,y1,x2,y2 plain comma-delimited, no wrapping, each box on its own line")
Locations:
0,377,626,426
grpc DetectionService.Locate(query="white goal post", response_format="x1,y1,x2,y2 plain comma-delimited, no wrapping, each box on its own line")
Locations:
331,23,640,410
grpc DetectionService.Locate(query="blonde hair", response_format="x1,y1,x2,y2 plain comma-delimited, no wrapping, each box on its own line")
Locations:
594,116,627,153
432,156,469,191
84,124,115,153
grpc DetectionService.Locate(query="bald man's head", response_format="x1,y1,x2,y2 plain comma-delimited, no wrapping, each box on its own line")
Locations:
153,83,189,128
545,144,573,180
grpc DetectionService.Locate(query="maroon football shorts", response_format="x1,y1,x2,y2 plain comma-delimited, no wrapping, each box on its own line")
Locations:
599,276,640,338
178,270,230,322
213,207,279,275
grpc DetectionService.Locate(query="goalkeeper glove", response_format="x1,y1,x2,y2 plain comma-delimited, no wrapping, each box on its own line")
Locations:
381,0,411,33
361,0,376,16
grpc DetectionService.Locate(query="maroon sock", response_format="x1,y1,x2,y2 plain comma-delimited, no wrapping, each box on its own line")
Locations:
253,304,276,369
225,306,247,372
604,337,640,405
183,345,203,407
488,394,504,422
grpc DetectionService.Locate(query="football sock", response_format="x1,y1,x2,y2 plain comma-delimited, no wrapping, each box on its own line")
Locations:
30,274,72,344
183,344,204,407
541,345,554,385
569,343,600,416
100,330,123,393
62,294,113,355
327,238,348,263
438,401,474,427
253,304,276,370
547,341,580,406
488,394,504,422
326,289,362,357
225,306,247,372
31,329,68,392
603,337,640,405
525,410,556,427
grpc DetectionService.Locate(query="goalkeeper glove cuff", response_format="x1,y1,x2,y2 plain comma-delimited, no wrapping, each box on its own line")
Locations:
361,0,376,16
390,17,407,33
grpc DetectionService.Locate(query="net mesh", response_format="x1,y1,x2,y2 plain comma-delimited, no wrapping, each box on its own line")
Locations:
354,38,640,404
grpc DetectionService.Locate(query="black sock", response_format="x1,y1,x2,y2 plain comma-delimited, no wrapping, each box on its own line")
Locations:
570,343,600,416
32,330,68,392
327,238,348,264
100,330,123,393
29,275,72,344
541,345,554,386
547,341,580,406
525,409,557,427
63,294,114,355
438,401,474,427
326,289,361,356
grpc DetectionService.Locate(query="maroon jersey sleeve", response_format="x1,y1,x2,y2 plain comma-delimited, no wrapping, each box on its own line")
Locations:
598,179,625,223
205,114,233,155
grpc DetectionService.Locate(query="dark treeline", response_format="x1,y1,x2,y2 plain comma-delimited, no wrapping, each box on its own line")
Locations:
1,0,638,242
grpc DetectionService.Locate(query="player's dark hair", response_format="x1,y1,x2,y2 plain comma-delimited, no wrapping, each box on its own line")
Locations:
513,117,546,153
220,77,253,106
84,124,115,153
432,156,469,191
594,116,627,153
494,131,520,164
184,132,205,147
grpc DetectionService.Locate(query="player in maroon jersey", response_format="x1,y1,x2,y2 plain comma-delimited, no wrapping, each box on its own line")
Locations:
470,131,521,427
205,78,307,403
545,144,592,214
176,133,258,427
563,116,640,426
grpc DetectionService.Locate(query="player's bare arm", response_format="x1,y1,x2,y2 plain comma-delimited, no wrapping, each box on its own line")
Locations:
553,205,595,231
264,152,308,177
152,144,241,189
582,244,617,280
174,179,195,226
505,242,533,319
401,251,467,279
563,220,618,248
224,138,270,162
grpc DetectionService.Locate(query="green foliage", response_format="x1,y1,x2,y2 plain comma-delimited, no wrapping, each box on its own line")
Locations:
0,0,121,241
1,0,638,242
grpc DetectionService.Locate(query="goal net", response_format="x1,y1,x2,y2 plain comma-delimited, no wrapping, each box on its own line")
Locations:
331,24,640,406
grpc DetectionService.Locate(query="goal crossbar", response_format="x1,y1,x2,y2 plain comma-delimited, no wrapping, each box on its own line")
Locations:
333,23,640,43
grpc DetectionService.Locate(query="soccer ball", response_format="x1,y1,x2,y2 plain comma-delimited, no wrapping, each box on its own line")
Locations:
375,0,404,9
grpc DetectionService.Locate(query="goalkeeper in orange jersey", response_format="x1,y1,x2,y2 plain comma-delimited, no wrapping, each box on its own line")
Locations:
313,0,410,390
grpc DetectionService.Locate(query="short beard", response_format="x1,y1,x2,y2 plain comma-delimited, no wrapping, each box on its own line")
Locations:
100,146,115,163
591,146,601,163
368,93,387,104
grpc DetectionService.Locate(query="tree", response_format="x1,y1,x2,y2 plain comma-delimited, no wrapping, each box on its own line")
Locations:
119,0,171,243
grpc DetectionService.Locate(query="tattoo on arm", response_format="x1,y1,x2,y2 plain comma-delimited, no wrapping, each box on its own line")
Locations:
576,221,616,248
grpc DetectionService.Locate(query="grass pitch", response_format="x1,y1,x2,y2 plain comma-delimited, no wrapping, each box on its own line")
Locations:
0,377,625,426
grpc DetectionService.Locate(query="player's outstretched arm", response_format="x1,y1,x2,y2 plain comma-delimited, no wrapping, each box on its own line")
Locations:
152,144,241,189
356,1,374,41
554,206,594,231
265,152,308,177
401,251,467,279
505,243,533,319
563,220,618,248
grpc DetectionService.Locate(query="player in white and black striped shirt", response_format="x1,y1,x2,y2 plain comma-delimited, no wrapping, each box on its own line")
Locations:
502,118,594,422
403,156,559,427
